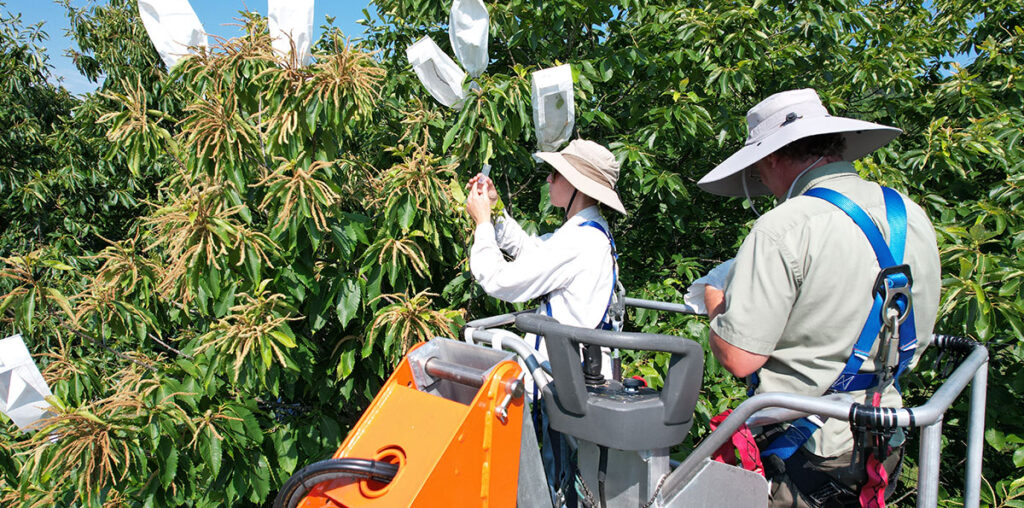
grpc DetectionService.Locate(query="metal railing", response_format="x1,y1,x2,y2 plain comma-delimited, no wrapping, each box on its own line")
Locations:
465,299,988,508
661,336,987,507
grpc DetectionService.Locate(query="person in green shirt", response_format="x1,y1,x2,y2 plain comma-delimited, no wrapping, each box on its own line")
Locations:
698,89,941,507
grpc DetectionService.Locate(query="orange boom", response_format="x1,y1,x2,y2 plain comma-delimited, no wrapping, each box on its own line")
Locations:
277,339,525,508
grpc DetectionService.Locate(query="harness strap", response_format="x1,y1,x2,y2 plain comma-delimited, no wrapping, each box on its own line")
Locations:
758,186,917,465
579,220,618,329
859,392,890,508
758,416,824,460
534,220,616,507
538,220,617,326
806,187,917,390
860,455,889,508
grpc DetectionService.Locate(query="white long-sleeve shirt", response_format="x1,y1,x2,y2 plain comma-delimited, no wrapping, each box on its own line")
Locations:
470,206,618,388
470,206,616,329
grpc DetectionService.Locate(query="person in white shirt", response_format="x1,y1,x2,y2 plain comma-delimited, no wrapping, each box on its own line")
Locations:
465,139,627,379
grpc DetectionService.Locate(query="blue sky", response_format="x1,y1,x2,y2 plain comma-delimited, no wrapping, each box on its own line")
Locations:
4,1,374,95
4,1,979,95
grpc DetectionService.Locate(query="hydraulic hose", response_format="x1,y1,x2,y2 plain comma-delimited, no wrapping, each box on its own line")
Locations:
272,458,399,508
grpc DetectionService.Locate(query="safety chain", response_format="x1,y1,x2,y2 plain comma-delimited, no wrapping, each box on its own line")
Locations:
639,473,669,508
576,470,669,508
576,471,599,508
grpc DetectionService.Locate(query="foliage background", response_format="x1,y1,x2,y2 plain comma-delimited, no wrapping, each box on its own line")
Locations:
0,0,1021,505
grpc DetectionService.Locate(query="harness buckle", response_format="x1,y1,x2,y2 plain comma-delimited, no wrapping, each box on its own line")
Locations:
873,264,913,326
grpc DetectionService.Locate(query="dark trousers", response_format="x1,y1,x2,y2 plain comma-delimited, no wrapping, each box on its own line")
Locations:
766,447,904,508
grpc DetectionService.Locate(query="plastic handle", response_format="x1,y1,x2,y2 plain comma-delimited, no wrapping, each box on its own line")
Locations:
514,314,704,424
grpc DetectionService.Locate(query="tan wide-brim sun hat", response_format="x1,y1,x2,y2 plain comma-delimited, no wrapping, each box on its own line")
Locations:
698,88,903,197
536,139,627,214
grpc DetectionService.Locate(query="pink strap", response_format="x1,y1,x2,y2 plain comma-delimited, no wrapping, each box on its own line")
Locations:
710,409,765,476
859,454,888,508
859,391,888,508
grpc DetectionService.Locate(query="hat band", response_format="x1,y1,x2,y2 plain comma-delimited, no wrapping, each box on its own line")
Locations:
562,153,617,189
746,102,829,145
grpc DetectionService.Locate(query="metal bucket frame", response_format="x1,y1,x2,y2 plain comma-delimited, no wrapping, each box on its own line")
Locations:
465,297,989,508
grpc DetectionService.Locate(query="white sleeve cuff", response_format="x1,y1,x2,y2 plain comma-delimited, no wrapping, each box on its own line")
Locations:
474,221,496,243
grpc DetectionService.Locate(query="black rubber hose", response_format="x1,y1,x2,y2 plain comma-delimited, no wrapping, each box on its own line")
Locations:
932,334,980,353
272,458,399,508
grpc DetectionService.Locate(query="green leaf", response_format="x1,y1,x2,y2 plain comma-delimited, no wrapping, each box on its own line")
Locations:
987,428,1006,451
442,122,461,153
40,260,74,271
270,329,297,348
598,59,614,81
0,291,18,315
160,442,178,488
24,287,35,332
43,287,73,319
250,455,271,502
238,407,263,443
273,430,299,475
397,194,416,231
203,429,223,478
196,282,209,311
335,277,361,329
999,277,1021,297
338,342,357,378
319,418,341,448
214,282,238,318
260,341,274,368
1014,447,1024,468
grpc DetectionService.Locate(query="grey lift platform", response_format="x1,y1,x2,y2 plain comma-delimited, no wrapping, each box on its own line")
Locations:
464,297,988,508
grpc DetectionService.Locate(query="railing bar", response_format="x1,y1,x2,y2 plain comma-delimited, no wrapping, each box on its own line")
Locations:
917,420,943,508
665,344,987,500
964,361,988,508
623,297,697,315
423,358,486,388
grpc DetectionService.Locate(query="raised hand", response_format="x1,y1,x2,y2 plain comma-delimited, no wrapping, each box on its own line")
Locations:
467,173,498,206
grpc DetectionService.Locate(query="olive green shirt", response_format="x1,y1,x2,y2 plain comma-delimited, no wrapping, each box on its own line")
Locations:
711,161,941,457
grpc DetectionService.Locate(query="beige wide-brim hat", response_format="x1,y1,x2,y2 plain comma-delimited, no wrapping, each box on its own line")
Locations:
535,139,627,215
698,88,902,197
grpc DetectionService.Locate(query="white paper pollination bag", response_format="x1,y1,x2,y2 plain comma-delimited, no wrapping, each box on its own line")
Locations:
138,0,208,69
449,0,489,78
407,36,468,109
0,335,54,432
268,0,315,66
532,64,575,152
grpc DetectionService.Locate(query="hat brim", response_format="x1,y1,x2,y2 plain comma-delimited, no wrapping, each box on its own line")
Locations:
698,117,902,197
535,151,627,215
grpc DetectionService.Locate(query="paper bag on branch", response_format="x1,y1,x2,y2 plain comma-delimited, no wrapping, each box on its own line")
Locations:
532,64,575,152
0,334,54,432
138,0,208,69
407,36,468,109
449,0,489,78
268,0,315,66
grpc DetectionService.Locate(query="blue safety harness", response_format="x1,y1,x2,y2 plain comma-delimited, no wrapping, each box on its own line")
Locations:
541,220,618,326
757,186,918,461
